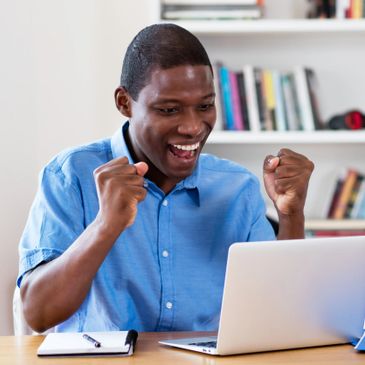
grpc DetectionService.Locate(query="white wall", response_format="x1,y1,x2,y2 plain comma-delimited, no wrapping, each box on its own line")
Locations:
0,0,154,335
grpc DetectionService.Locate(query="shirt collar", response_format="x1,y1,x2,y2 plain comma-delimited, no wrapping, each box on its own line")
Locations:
111,121,201,206
111,121,135,163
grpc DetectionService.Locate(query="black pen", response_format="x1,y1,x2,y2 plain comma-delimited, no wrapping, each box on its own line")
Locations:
82,333,101,348
125,329,138,351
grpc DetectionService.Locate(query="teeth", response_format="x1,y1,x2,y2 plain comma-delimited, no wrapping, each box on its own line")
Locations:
172,142,200,151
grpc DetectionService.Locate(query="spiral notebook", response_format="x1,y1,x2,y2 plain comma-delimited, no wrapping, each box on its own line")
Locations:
37,330,138,357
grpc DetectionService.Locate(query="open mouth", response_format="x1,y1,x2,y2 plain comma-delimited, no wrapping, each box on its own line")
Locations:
168,142,200,160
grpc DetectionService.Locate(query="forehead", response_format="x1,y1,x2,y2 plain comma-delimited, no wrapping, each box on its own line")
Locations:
139,65,214,102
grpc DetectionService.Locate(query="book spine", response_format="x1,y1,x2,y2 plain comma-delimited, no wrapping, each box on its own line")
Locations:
212,63,224,131
260,70,271,131
327,173,345,218
293,66,315,131
254,68,266,131
243,65,260,132
272,70,287,131
305,68,323,130
351,178,365,218
236,72,250,130
344,173,364,218
281,73,301,131
264,70,277,131
333,169,359,219
219,66,235,130
230,71,244,130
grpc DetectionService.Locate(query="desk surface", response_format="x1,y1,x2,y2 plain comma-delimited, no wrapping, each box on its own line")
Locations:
1,332,365,365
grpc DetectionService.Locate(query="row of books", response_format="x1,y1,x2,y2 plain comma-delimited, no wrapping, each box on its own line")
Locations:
307,0,365,19
213,64,322,132
160,0,264,20
327,168,365,220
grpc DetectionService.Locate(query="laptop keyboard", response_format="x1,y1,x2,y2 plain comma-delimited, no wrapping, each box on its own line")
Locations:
188,341,217,348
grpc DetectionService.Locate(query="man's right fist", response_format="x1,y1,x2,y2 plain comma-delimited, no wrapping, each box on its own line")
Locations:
93,157,149,235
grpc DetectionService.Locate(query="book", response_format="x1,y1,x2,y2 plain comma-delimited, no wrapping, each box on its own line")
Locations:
326,172,345,218
281,73,301,131
293,66,315,131
236,71,250,130
219,65,235,130
212,63,224,131
272,70,287,131
243,65,260,132
254,68,266,131
230,71,244,130
37,330,138,357
351,178,365,219
305,68,323,130
332,169,359,219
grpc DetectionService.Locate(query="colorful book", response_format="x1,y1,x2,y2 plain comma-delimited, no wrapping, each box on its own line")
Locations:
229,71,244,130
332,169,359,219
212,63,224,131
243,65,260,132
272,70,287,131
236,72,250,130
281,73,301,131
254,68,266,131
294,66,315,131
351,178,365,219
219,65,235,130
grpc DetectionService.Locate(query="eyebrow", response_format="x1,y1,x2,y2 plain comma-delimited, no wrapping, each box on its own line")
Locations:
154,92,216,103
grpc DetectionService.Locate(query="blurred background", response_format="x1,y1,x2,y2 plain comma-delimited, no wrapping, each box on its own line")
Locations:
0,0,155,335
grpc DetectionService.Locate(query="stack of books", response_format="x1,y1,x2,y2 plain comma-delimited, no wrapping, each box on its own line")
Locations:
213,63,323,132
161,0,264,21
307,0,365,19
327,168,365,220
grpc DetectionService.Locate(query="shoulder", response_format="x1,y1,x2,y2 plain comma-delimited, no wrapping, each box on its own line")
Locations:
42,138,112,183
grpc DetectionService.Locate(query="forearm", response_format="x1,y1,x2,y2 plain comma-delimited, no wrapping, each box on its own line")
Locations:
20,217,122,333
276,212,305,240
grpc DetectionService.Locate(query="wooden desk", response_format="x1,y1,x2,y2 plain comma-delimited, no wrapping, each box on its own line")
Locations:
1,332,365,365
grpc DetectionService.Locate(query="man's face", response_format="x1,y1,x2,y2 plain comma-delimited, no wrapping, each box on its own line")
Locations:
127,64,216,192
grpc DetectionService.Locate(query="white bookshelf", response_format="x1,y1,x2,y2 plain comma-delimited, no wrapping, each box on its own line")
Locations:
208,130,365,144
156,0,365,220
161,19,365,34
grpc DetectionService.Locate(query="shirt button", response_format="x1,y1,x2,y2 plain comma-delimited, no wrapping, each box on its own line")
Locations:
162,199,168,206
162,250,169,258
166,302,173,309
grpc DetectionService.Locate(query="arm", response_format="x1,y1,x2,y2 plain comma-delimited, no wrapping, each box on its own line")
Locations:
20,157,148,333
263,148,314,240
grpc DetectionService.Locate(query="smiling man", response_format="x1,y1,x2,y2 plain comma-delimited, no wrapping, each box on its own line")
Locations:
18,24,314,333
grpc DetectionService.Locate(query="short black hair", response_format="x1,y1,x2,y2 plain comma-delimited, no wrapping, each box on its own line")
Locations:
120,23,212,101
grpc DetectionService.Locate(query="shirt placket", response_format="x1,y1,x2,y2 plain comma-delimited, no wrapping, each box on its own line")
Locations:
156,196,175,331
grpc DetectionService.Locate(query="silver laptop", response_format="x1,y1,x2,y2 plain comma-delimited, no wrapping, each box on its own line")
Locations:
159,235,365,355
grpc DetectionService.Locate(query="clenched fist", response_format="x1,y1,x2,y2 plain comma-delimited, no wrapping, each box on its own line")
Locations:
93,157,149,236
263,148,314,217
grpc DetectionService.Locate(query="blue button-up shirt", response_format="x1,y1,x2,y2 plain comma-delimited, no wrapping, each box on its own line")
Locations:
18,122,275,332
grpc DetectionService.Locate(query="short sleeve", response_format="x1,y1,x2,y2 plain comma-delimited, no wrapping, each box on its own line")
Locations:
17,164,85,287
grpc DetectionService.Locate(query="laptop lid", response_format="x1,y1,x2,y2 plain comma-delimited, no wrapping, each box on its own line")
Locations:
216,235,365,355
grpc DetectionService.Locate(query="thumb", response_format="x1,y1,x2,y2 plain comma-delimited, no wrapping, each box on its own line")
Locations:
134,162,149,177
263,155,280,173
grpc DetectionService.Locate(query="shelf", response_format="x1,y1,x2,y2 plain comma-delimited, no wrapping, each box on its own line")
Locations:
305,219,365,230
207,130,365,144
160,19,365,35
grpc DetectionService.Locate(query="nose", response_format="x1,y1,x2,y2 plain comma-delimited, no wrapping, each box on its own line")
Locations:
177,108,202,137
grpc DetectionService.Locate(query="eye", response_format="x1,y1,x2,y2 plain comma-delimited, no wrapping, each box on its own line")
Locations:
158,107,179,114
198,103,214,112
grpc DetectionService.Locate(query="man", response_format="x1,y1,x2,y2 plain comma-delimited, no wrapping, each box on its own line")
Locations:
18,24,314,333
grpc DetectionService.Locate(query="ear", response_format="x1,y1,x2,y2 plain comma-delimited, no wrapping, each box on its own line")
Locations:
114,87,132,118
